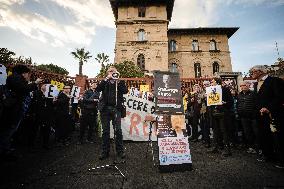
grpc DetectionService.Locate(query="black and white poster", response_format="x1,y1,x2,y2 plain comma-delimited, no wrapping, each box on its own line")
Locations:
153,71,183,114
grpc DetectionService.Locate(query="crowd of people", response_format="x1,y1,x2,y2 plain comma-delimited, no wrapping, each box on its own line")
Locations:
185,65,284,168
0,64,283,170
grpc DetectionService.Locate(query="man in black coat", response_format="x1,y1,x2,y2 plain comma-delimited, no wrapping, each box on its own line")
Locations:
0,65,42,157
96,66,128,160
237,81,259,153
79,82,100,144
250,65,284,168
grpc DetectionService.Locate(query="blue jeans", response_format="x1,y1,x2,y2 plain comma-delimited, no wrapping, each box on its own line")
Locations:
100,107,124,155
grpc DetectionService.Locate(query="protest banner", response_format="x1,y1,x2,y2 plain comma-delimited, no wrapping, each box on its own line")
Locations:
153,71,183,114
51,80,65,91
44,84,59,98
206,85,222,106
71,85,80,98
110,95,156,141
130,87,140,97
0,64,7,85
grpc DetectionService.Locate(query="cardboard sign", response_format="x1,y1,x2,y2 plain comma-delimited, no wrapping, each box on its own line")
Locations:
140,84,149,93
0,64,7,85
71,85,80,98
51,80,65,91
206,85,222,106
156,114,192,165
130,87,140,97
153,71,183,114
44,84,59,98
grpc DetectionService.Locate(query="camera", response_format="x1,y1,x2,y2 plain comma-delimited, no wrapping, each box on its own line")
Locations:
112,72,120,79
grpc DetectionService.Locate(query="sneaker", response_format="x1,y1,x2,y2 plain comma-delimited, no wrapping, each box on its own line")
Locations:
208,147,219,154
99,153,109,160
257,156,266,162
86,139,94,144
247,148,257,154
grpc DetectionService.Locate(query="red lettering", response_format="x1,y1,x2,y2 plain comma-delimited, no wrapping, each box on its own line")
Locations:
129,113,141,136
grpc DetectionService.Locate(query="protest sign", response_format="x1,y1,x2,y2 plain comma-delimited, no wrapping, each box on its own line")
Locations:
153,71,183,114
140,84,149,93
0,64,7,85
130,87,140,97
51,80,65,91
206,85,222,106
44,84,59,98
71,85,80,98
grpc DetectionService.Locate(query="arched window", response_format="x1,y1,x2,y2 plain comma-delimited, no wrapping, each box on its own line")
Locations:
138,29,146,41
169,40,177,52
170,63,178,72
192,40,199,51
194,63,201,78
210,40,217,51
137,54,145,70
213,62,220,74
138,7,146,17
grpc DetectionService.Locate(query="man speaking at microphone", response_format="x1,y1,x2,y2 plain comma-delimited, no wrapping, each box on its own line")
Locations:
96,66,128,160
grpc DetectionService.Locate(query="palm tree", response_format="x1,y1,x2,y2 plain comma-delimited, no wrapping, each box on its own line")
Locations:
71,48,92,75
95,53,109,70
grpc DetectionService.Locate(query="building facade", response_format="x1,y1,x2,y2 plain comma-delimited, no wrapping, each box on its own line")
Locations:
110,0,238,78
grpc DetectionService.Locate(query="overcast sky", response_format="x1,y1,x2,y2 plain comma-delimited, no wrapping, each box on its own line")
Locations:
1,0,284,77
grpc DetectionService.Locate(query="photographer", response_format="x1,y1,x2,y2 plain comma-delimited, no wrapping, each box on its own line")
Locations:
0,65,42,159
96,66,128,160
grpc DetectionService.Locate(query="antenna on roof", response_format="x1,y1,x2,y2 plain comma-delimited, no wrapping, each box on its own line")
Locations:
275,41,280,58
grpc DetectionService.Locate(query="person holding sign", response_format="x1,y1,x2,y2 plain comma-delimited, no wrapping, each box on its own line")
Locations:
96,66,128,160
34,84,56,149
54,85,72,145
209,77,233,157
79,82,100,144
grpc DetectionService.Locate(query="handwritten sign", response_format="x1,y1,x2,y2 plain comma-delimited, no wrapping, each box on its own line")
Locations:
206,85,222,106
140,84,149,93
0,64,7,85
71,85,80,98
158,137,192,165
51,80,65,91
44,84,59,98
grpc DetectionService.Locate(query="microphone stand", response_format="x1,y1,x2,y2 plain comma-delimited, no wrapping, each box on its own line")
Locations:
88,77,127,189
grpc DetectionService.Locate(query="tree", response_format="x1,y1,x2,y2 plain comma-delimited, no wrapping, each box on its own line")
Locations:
0,48,16,66
97,61,144,78
95,53,109,71
71,48,92,75
37,63,69,75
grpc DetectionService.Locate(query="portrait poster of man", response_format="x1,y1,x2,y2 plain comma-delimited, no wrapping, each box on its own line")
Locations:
206,85,222,106
153,71,183,114
157,114,188,138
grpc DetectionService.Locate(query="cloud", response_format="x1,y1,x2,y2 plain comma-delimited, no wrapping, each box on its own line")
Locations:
170,0,284,28
0,0,114,47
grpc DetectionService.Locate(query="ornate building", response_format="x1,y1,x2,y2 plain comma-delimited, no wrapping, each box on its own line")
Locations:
110,0,238,78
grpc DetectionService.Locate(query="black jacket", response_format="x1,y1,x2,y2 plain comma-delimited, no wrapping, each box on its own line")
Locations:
256,76,284,119
34,90,55,124
96,79,128,111
80,89,100,110
237,90,257,118
54,92,70,116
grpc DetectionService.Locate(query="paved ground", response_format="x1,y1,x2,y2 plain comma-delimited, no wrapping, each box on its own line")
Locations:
1,133,284,189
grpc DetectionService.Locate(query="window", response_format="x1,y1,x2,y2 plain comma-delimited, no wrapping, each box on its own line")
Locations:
138,7,146,17
138,29,146,41
192,40,199,51
213,62,219,74
137,54,145,70
169,40,177,52
194,63,201,78
210,40,217,51
170,63,178,72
